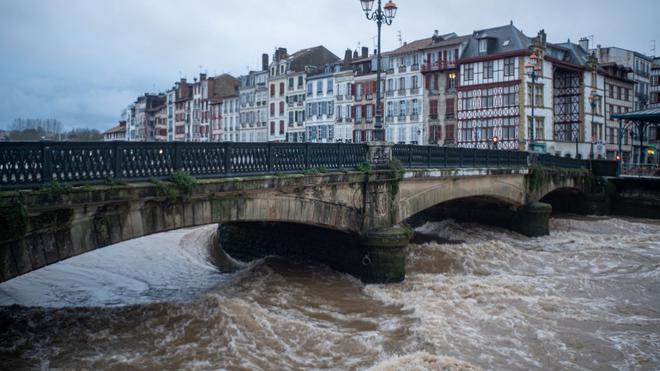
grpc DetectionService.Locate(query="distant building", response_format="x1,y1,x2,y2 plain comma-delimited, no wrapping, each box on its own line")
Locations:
383,42,425,144
208,74,240,142
594,46,653,110
600,62,634,162
650,57,660,109
174,79,192,141
458,25,605,159
333,49,355,143
351,47,378,143
267,46,340,142
238,57,269,142
103,121,127,141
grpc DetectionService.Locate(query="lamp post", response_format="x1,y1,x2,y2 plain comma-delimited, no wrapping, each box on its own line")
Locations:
359,0,398,142
588,90,598,160
525,52,541,152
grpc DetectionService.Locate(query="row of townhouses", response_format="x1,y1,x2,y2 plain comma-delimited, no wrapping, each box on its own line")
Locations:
105,23,660,164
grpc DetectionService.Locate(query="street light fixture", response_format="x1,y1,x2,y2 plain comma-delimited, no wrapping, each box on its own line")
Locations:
359,0,398,142
525,52,541,152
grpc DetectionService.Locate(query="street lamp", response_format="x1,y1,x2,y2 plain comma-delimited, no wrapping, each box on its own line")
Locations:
359,0,398,142
492,136,499,150
588,89,598,160
525,52,541,151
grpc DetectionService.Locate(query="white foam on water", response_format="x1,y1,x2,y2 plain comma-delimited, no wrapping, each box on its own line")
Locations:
0,224,225,307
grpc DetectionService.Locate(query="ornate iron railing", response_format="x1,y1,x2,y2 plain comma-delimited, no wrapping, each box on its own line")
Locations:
0,141,617,189
0,142,368,188
392,145,529,169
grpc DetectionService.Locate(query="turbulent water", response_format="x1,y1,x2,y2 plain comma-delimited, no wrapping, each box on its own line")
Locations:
1,217,659,370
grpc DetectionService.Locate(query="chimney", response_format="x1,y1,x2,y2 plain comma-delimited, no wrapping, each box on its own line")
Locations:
275,47,288,62
579,37,589,52
262,53,269,71
344,48,353,68
361,46,369,58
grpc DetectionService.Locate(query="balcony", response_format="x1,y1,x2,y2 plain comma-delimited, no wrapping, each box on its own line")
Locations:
429,113,438,121
398,65,407,73
336,95,344,101
385,116,394,123
345,94,353,100
411,64,420,72
410,114,419,121
355,95,364,102
366,93,374,101
336,118,344,123
398,115,407,122
397,89,407,96
410,87,420,95
386,68,395,74
421,60,457,73
386,90,394,97
445,112,456,120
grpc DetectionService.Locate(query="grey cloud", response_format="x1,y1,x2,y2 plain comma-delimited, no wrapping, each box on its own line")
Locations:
0,0,657,131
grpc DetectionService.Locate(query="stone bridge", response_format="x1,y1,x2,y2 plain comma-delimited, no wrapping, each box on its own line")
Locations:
0,142,610,284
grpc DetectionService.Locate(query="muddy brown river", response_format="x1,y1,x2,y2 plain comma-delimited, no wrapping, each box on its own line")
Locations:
1,217,658,370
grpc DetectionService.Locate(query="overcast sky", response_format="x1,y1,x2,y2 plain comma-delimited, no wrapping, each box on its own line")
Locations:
0,0,658,131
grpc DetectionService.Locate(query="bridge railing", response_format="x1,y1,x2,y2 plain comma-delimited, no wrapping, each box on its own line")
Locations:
392,145,529,169
0,141,369,188
535,153,589,169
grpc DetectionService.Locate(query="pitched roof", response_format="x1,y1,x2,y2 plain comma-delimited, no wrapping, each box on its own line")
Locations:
103,123,127,135
384,33,468,56
461,24,532,59
287,45,340,72
209,74,240,102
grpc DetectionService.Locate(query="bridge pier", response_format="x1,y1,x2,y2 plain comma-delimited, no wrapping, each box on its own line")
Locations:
360,226,409,284
515,202,552,237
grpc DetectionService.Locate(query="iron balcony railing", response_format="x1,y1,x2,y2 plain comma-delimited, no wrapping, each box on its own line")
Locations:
421,60,457,73
0,141,615,189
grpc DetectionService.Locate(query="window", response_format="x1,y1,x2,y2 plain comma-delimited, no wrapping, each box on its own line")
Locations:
366,105,373,121
412,76,419,89
446,124,455,141
270,84,275,97
316,81,323,95
429,100,438,118
307,82,313,97
270,121,275,135
355,105,362,120
279,83,285,96
464,64,474,81
528,116,545,140
504,58,515,77
483,61,494,79
399,100,406,116
327,79,334,94
270,103,275,116
447,72,456,90
412,99,420,116
617,86,622,100
446,98,455,118
288,78,294,89
478,39,488,54
279,102,284,115
387,101,395,117
279,120,284,134
527,83,543,107
289,111,294,125
298,76,303,88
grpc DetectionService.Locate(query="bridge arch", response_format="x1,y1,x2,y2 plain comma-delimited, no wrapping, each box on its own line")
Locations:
396,173,528,223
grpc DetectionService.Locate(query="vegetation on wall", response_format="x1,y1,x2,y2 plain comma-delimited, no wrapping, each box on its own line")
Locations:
0,196,28,241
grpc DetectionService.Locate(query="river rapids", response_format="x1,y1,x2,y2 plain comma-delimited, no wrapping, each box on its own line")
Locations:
1,217,658,370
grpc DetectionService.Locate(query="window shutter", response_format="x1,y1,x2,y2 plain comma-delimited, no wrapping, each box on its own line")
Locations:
351,106,356,118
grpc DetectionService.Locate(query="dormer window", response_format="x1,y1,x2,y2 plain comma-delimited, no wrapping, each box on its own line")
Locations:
478,39,488,54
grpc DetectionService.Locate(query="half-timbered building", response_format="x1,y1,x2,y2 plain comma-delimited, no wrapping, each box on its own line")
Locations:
457,24,605,158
